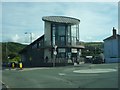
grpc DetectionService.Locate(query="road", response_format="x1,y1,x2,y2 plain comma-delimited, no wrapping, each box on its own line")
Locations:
2,63,119,88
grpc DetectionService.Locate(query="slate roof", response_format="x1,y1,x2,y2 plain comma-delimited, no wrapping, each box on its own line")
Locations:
19,35,44,54
42,16,80,25
103,34,120,41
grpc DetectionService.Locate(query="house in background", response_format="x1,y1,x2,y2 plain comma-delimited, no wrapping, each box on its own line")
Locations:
19,35,45,67
19,16,84,67
103,27,120,63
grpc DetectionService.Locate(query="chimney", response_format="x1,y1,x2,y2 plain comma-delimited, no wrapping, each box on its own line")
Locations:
113,27,117,38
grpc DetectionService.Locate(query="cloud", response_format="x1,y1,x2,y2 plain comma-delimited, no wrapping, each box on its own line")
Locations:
62,2,118,41
2,2,118,43
1,0,120,2
12,34,19,42
0,3,2,42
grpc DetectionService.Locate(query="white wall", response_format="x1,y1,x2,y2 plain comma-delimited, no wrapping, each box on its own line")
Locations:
44,21,52,61
44,21,51,46
118,37,120,59
104,38,119,63
44,49,51,62
104,39,118,58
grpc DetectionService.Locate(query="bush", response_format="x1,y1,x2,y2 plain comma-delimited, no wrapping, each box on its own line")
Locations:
9,56,21,63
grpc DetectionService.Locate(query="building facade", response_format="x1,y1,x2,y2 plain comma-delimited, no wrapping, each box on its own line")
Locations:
19,16,84,67
103,27,120,63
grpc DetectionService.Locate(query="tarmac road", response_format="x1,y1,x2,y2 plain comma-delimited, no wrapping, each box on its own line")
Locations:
2,63,119,88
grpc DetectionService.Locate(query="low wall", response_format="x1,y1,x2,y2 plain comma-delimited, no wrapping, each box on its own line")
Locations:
23,63,74,67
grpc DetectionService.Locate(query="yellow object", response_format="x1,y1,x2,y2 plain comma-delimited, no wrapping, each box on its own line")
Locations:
12,63,15,68
29,57,32,61
19,63,22,69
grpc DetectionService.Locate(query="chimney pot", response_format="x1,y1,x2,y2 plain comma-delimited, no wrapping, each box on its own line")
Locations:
113,27,116,37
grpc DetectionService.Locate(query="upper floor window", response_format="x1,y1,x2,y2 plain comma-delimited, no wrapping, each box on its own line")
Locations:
58,25,66,36
32,43,37,49
71,25,77,37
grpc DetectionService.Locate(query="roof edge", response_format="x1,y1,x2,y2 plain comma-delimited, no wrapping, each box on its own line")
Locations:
42,16,80,24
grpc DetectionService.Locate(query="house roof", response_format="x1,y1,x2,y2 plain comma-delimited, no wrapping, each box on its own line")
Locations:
19,35,44,54
30,35,44,46
42,16,80,25
103,34,120,41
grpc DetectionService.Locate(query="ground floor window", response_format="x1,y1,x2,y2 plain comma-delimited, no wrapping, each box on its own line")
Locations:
51,48,81,63
58,48,66,58
58,53,66,58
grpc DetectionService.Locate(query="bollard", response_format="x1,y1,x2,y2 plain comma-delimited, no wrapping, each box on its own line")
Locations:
19,62,23,70
12,62,15,69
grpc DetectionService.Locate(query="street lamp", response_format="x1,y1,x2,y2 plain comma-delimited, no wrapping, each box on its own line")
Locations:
53,45,57,67
25,32,32,43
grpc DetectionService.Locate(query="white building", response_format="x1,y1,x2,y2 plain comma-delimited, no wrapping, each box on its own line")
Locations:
103,27,120,63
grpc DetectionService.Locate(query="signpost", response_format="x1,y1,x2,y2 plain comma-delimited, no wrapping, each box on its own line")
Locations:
53,45,57,67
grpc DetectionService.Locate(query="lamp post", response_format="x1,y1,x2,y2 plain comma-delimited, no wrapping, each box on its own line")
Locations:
25,32,32,43
53,45,57,67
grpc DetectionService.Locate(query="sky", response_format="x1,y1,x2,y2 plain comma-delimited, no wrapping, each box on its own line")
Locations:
1,1,119,44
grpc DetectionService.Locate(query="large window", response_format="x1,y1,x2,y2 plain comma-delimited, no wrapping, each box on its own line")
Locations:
67,25,71,45
58,25,65,36
58,25,66,46
71,25,78,46
52,24,56,46
58,48,66,58
71,25,76,37
72,37,76,45
52,24,66,46
51,24,79,46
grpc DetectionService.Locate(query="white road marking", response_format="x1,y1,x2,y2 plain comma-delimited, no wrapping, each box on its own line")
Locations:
1,81,9,88
73,69,117,73
18,68,51,71
58,73,66,76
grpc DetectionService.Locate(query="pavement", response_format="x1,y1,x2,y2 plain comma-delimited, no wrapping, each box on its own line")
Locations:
0,70,2,90
2,63,119,88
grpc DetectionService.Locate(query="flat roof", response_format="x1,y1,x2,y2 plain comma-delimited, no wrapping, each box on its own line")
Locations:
42,16,80,25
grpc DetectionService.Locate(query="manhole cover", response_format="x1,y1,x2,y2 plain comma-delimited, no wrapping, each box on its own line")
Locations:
73,69,117,73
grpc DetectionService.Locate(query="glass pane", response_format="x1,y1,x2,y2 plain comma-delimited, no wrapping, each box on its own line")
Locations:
60,36,65,45
61,53,65,58
53,36,55,46
58,53,65,58
71,25,76,37
58,25,65,35
68,36,71,44
76,25,79,40
52,29,55,36
67,26,71,36
72,37,76,45
58,48,65,53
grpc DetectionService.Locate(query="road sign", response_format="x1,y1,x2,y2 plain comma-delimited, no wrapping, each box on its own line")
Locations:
54,45,57,49
54,51,57,55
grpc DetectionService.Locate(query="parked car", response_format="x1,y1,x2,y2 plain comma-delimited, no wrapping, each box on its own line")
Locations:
92,56,103,64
